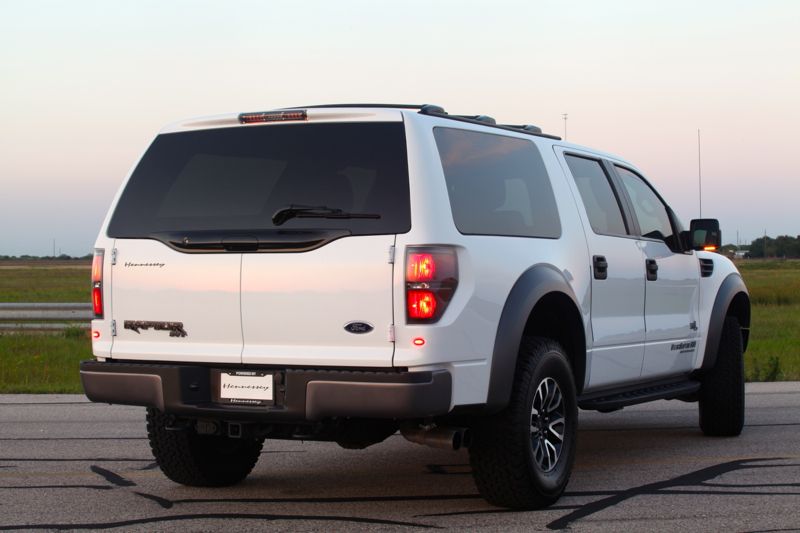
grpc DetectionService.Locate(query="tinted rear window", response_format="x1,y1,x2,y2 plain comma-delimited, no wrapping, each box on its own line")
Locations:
108,122,410,237
433,128,561,239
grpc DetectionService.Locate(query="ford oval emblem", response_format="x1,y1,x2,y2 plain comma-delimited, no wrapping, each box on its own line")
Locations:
344,321,374,334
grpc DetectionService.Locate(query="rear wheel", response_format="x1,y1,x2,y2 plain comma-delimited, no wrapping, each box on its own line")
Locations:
146,408,263,486
469,337,577,509
699,316,745,436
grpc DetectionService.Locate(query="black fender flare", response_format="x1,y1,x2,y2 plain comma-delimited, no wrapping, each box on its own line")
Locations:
701,273,750,371
485,264,584,412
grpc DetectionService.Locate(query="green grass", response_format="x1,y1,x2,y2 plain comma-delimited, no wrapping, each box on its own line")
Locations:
0,265,90,303
0,328,90,393
738,260,800,381
745,305,800,381
737,260,800,306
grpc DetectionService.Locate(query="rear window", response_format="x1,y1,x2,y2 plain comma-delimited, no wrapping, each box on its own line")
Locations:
433,127,561,239
107,122,410,237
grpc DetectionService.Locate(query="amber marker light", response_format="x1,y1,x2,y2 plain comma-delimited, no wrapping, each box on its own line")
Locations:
703,246,718,252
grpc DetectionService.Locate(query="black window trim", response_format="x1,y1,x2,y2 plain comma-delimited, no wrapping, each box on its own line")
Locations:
563,151,635,239
608,163,689,254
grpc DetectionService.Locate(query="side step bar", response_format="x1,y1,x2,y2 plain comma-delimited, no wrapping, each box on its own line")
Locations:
578,379,701,411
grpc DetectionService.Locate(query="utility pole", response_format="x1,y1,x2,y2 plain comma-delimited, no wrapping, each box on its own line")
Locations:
562,113,568,141
697,129,702,218
52,239,55,258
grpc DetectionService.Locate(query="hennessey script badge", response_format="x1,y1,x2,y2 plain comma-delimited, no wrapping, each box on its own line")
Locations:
124,320,188,338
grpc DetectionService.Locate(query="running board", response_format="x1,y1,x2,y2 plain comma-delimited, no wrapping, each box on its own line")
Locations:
578,379,701,411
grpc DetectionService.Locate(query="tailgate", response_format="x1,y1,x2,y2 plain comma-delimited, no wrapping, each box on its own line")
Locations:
241,235,395,367
110,240,242,363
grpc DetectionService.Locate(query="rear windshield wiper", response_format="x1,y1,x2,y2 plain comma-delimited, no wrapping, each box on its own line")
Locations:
272,205,381,226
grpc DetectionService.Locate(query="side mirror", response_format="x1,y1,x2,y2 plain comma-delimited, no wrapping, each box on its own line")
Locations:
688,219,721,251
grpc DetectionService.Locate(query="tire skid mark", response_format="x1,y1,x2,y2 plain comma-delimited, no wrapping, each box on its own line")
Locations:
546,458,793,530
580,421,800,432
134,491,173,509
0,512,441,530
0,437,146,441
0,457,151,462
0,485,113,491
417,505,581,518
169,493,482,505
90,465,137,487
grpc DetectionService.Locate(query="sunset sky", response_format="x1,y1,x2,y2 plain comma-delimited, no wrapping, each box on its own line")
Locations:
2,0,798,256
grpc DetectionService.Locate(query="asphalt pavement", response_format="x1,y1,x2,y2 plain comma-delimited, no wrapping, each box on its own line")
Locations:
1,383,798,531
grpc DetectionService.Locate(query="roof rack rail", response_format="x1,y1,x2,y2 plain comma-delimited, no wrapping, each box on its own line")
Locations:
418,105,560,140
502,123,543,134
280,103,429,110
272,103,560,140
457,114,497,125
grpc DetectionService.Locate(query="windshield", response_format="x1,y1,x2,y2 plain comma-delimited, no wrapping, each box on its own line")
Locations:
107,122,410,237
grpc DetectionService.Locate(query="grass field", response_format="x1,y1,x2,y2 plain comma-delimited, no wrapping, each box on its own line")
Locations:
737,260,800,381
0,328,88,393
0,262,90,303
0,259,798,392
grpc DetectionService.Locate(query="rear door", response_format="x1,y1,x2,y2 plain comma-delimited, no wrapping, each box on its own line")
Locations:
559,151,646,388
110,242,242,363
239,121,411,367
106,130,252,363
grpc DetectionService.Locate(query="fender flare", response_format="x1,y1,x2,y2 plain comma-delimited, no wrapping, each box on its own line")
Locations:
701,273,750,371
485,264,584,411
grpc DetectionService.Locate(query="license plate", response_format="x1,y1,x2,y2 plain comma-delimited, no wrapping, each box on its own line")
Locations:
220,372,273,403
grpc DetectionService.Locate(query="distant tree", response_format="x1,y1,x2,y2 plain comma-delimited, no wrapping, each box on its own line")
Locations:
749,235,800,258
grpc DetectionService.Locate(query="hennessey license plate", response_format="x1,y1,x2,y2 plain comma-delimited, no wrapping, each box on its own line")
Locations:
220,372,273,404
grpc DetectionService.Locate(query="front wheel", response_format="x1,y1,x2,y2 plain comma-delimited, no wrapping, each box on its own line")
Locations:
699,316,745,436
469,337,578,509
146,409,264,487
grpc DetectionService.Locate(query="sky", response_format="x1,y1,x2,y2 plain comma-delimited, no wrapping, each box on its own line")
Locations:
1,0,798,256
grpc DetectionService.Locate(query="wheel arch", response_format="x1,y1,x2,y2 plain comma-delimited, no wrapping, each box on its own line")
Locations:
485,264,586,412
701,273,751,371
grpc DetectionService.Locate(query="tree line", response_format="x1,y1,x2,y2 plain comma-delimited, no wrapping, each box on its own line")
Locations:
725,235,800,258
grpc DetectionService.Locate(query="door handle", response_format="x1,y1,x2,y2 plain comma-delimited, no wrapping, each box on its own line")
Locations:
593,255,608,280
646,259,658,281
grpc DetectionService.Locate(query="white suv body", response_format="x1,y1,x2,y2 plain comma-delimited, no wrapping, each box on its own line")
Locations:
82,104,749,508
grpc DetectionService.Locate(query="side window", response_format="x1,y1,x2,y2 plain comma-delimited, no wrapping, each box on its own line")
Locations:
564,155,628,236
433,127,561,238
615,166,678,251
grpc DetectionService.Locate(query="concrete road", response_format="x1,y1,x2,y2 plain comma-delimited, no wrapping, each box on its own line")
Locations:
1,383,798,531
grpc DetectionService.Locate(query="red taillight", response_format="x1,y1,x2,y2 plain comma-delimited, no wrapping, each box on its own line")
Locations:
91,249,104,319
405,247,458,324
406,253,436,282
408,290,437,319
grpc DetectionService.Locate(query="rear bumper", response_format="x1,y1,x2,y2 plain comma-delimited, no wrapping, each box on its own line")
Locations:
80,360,452,421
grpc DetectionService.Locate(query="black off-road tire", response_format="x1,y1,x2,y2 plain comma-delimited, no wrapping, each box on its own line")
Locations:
469,337,578,509
146,408,264,486
699,316,745,436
